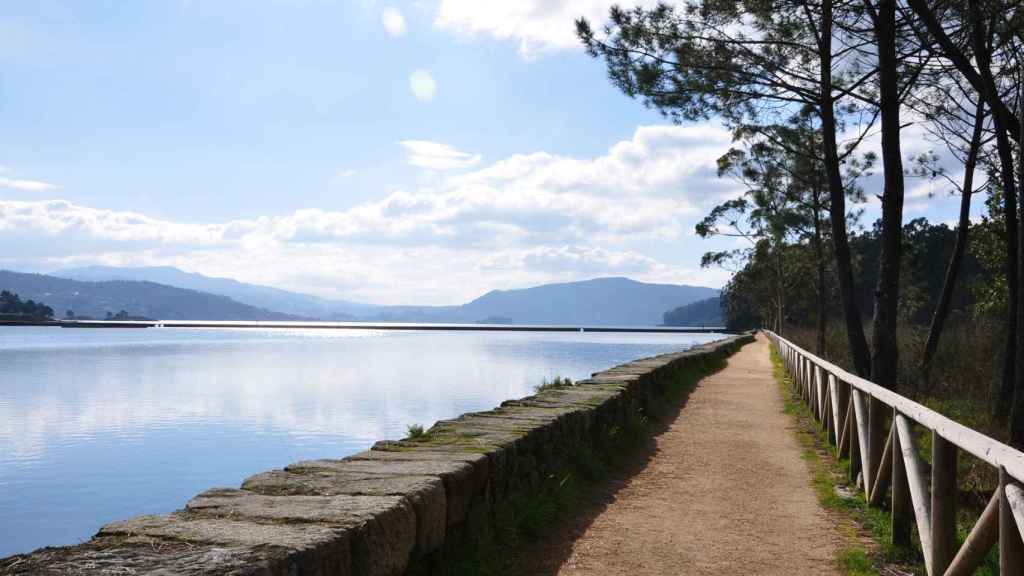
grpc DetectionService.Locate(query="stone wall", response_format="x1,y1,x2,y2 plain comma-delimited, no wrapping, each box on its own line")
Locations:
1,333,753,576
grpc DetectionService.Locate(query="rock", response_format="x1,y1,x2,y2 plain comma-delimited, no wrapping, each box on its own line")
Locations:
241,469,446,555
0,536,297,576
295,455,484,529
99,514,354,575
183,488,417,576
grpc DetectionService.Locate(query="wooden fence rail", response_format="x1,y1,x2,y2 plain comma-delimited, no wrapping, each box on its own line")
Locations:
767,331,1024,575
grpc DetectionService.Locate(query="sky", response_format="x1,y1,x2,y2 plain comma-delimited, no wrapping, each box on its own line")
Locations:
0,0,975,305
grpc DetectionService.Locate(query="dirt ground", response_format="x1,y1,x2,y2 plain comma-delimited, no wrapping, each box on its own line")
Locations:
515,335,842,575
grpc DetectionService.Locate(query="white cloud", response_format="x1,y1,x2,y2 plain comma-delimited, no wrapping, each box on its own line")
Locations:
0,176,61,192
381,6,407,37
400,140,481,170
336,168,357,178
409,69,436,101
1,124,737,303
434,0,657,58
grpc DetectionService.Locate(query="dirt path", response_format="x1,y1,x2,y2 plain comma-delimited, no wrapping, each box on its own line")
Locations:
520,335,842,575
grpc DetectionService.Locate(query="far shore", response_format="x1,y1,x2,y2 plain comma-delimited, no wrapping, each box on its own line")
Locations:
0,319,733,334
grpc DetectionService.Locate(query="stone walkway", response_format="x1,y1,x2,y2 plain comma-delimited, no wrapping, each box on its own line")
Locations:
523,335,842,575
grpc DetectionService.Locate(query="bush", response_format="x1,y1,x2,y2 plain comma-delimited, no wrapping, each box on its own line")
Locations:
406,423,427,439
533,375,574,393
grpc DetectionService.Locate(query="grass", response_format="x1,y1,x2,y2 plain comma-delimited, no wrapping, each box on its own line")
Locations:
771,346,917,575
533,375,574,393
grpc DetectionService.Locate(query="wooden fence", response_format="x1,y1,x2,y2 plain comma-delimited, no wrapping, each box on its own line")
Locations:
768,331,1024,575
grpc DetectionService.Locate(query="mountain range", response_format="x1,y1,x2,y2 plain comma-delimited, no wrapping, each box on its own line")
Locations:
56,265,372,319
0,270,298,321
0,266,720,326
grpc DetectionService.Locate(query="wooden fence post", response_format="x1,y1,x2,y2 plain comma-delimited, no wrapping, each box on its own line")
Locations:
798,354,806,399
852,390,872,494
827,374,840,445
931,432,957,575
891,408,911,547
849,396,862,485
1000,467,1024,575
813,365,821,421
838,394,853,459
867,396,887,502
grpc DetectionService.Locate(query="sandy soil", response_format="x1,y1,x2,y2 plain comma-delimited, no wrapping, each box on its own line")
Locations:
517,335,842,575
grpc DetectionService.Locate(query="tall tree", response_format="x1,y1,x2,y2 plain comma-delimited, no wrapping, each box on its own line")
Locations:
911,99,989,381
861,0,912,388
578,0,879,374
698,111,871,352
905,0,1024,442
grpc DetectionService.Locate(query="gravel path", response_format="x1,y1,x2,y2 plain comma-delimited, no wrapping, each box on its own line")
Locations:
521,334,842,575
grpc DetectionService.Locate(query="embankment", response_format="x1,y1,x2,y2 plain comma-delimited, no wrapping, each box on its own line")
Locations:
0,333,753,576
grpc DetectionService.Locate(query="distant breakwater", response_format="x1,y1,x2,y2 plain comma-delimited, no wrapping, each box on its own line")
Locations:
1,332,754,576
2,319,732,333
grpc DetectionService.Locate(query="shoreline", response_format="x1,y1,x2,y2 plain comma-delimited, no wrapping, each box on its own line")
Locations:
0,319,733,333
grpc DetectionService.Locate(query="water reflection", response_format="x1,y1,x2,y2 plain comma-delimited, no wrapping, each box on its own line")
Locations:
0,326,720,557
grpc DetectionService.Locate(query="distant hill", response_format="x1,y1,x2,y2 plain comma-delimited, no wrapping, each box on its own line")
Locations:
54,265,364,320
0,270,301,321
662,296,723,327
48,266,721,326
451,277,719,326
363,277,719,326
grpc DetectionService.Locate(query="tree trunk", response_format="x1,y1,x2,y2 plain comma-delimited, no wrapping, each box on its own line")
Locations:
820,0,871,376
1011,87,1024,446
995,122,1020,426
868,0,905,390
968,0,1021,426
919,104,984,383
776,243,786,336
813,187,827,356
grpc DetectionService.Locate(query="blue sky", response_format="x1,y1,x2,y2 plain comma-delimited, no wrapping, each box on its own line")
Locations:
0,0,972,304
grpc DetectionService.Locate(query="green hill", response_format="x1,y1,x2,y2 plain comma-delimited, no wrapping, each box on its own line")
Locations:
0,270,301,321
662,297,723,327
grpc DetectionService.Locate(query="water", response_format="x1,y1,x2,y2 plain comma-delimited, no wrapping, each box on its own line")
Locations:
0,325,722,557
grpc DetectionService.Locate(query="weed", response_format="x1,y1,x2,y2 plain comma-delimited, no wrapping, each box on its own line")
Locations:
838,549,875,576
533,375,574,393
406,423,428,439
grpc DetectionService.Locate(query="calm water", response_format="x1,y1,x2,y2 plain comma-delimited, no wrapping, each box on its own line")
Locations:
0,326,721,557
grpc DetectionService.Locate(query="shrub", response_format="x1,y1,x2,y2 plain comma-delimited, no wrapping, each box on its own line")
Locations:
533,375,574,393
406,423,427,439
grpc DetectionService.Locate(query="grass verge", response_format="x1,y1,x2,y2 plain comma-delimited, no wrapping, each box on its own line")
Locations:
770,346,920,576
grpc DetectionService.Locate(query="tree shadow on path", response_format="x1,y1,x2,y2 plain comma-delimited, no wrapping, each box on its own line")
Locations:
507,370,711,576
